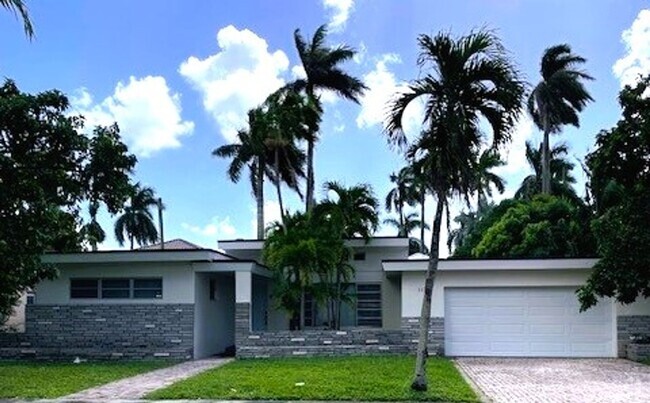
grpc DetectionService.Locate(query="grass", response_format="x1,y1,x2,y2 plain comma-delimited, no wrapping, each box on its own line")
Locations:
147,356,479,402
0,360,171,398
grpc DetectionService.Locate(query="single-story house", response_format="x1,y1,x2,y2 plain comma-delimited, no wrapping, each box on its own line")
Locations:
1,237,649,360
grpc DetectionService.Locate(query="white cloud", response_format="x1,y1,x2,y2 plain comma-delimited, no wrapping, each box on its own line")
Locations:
334,124,345,133
353,41,367,64
71,76,194,158
494,114,535,176
356,54,423,137
322,0,354,32
250,199,282,237
613,9,650,87
182,216,236,238
179,25,290,143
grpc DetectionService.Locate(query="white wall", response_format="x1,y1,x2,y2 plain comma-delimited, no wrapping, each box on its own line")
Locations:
193,273,235,358
401,269,650,318
34,262,195,304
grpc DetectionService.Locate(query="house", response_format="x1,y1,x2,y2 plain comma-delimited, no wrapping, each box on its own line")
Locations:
1,237,649,360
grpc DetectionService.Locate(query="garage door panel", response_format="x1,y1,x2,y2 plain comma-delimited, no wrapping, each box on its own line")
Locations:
444,287,614,357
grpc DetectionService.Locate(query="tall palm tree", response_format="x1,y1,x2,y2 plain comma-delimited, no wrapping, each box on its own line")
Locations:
214,108,268,239
515,141,577,201
1,0,34,39
383,211,429,238
114,184,159,249
385,30,524,390
291,24,367,212
528,44,593,194
474,149,506,208
385,168,416,234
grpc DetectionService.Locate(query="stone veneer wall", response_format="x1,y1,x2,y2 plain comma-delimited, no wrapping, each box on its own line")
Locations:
235,302,445,358
617,316,650,358
627,343,650,361
0,304,194,360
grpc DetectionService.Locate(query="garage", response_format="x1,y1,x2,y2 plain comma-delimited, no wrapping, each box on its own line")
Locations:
444,287,615,357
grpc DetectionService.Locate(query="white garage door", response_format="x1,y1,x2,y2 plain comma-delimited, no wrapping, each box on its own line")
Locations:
444,287,615,357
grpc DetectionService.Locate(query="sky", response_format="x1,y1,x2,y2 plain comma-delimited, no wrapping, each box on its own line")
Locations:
0,0,648,254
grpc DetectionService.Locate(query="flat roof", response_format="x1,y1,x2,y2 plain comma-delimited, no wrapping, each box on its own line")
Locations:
382,257,599,272
42,248,257,265
219,236,410,250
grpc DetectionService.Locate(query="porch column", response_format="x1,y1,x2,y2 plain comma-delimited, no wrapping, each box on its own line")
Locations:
235,271,252,346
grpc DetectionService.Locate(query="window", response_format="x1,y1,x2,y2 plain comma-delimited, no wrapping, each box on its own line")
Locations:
101,278,130,298
353,251,366,261
70,279,99,299
26,293,35,305
133,278,163,299
356,283,382,327
70,278,162,299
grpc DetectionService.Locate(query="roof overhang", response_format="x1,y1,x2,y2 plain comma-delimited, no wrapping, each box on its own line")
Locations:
218,236,410,251
43,249,237,265
382,258,599,273
192,261,273,278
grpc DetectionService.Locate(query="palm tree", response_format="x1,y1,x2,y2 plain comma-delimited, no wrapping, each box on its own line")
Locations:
319,181,379,239
114,184,159,249
528,44,593,194
1,0,34,39
291,24,367,212
475,149,506,208
385,168,416,233
214,108,268,239
383,211,429,238
515,141,577,201
385,30,524,390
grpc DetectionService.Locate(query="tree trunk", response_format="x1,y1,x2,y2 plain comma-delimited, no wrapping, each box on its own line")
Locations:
306,138,315,212
130,235,134,250
420,190,426,249
411,196,445,392
335,269,342,330
300,286,306,330
157,197,164,249
399,203,405,237
541,121,551,194
256,160,265,239
274,149,286,227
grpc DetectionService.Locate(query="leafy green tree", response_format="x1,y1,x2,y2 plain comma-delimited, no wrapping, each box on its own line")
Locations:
515,141,578,201
528,44,593,194
291,24,366,211
385,30,525,390
383,211,428,238
82,124,136,250
578,76,650,310
0,80,134,319
384,168,417,234
2,0,34,38
472,195,595,258
114,184,159,249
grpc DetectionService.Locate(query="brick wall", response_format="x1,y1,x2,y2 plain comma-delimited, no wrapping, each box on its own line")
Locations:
627,343,650,361
617,316,650,358
0,304,194,360
235,302,445,358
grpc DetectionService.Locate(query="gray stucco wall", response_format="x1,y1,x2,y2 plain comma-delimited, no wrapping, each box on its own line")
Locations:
0,304,193,360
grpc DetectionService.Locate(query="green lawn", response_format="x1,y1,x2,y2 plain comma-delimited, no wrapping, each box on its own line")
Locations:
147,356,479,402
0,360,171,398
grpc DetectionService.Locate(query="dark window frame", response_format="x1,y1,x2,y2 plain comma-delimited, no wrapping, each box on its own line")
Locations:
356,283,382,327
70,278,163,300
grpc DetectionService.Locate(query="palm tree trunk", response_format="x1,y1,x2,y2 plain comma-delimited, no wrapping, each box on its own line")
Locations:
306,139,315,212
542,122,551,194
399,203,405,237
300,286,306,330
411,195,445,392
157,198,164,249
130,235,134,250
256,160,265,239
420,190,426,248
274,149,286,227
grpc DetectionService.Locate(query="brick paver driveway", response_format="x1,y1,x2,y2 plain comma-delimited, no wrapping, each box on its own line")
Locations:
456,358,650,403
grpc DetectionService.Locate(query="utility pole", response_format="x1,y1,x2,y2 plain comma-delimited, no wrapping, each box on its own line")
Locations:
158,197,164,250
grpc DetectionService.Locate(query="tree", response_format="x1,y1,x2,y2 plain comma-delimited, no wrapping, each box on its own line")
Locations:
317,182,379,328
474,149,505,208
528,44,593,194
213,108,269,239
384,168,416,234
291,24,367,212
0,80,134,319
114,184,159,249
472,195,595,258
450,199,517,257
578,76,650,310
1,0,34,39
383,211,428,238
385,30,524,390
515,141,578,201
82,124,137,250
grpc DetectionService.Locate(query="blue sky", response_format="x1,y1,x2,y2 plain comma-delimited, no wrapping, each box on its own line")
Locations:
0,1,648,253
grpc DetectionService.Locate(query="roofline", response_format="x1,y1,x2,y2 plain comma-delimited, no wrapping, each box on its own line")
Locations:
218,235,409,243
382,256,600,263
219,236,410,250
382,257,599,272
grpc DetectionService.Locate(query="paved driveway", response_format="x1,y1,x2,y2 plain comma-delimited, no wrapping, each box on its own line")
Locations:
456,358,650,403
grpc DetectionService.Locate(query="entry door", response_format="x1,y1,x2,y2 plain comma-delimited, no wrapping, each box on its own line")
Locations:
444,287,615,357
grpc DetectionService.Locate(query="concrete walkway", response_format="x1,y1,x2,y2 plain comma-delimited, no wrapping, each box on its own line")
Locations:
60,358,232,401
